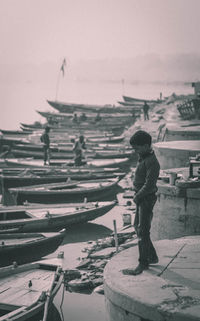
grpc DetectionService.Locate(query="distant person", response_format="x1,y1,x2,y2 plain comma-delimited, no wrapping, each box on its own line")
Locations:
95,112,102,122
122,130,160,275
193,94,200,119
72,113,78,123
72,135,86,166
80,112,87,121
143,101,150,121
40,126,50,165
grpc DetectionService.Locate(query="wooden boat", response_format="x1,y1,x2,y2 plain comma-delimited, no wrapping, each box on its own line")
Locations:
12,142,75,153
20,122,45,129
12,140,131,152
123,95,159,103
0,201,116,232
22,122,125,135
11,148,95,160
87,135,125,144
0,168,125,192
47,99,137,114
0,229,66,267
118,100,143,108
1,157,130,170
0,129,32,136
93,149,133,159
0,166,123,176
37,110,133,121
0,258,64,321
11,146,132,160
0,137,29,153
8,178,121,205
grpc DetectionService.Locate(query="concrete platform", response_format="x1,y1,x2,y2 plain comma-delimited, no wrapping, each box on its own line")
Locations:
104,236,200,321
153,140,200,169
152,177,200,240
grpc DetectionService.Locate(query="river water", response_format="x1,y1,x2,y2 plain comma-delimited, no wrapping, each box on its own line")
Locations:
46,188,132,321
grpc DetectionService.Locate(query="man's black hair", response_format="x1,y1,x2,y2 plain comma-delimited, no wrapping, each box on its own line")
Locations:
45,126,50,132
130,130,152,146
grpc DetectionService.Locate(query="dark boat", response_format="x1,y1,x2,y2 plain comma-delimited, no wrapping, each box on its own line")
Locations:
0,168,125,196
0,229,66,267
8,178,121,205
0,201,116,232
47,99,137,114
0,129,32,136
1,157,130,170
87,135,125,144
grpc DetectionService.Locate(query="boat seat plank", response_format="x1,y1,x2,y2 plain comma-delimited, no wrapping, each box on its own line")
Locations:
0,307,26,321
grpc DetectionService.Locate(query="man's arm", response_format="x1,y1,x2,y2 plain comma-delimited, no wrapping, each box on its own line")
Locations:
134,162,160,203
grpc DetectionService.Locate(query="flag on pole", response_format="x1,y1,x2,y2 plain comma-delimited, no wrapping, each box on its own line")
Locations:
60,58,66,76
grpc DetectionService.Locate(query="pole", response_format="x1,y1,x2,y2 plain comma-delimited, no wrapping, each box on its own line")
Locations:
55,71,61,101
113,219,119,253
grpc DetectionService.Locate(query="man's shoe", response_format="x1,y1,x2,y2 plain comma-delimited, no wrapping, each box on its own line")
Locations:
122,264,148,276
148,257,159,264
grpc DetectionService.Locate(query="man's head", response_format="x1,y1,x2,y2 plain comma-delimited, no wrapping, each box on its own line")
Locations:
130,130,152,155
79,135,84,143
45,126,50,133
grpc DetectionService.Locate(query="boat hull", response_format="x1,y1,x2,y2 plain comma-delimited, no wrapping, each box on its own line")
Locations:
0,201,116,232
0,260,64,321
0,230,66,267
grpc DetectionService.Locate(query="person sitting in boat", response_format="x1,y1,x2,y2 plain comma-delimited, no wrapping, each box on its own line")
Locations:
95,112,102,122
72,113,78,123
80,112,87,121
40,126,51,165
72,135,87,166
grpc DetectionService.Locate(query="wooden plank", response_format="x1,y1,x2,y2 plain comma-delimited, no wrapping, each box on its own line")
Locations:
10,290,40,307
0,289,30,304
0,307,26,321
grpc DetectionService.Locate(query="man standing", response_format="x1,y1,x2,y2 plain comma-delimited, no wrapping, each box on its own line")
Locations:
40,126,50,165
143,101,150,120
122,130,160,275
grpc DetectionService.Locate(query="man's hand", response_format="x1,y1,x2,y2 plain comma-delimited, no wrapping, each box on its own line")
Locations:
133,193,139,204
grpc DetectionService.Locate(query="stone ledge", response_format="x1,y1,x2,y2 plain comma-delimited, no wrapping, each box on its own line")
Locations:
157,181,200,199
104,237,200,321
187,187,200,199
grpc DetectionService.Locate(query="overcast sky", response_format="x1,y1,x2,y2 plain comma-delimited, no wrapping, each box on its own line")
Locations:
0,0,200,66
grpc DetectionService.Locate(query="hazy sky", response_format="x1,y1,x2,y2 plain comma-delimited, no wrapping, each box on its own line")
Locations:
1,0,200,65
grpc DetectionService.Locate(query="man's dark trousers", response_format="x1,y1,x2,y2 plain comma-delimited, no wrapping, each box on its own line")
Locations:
134,193,158,267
